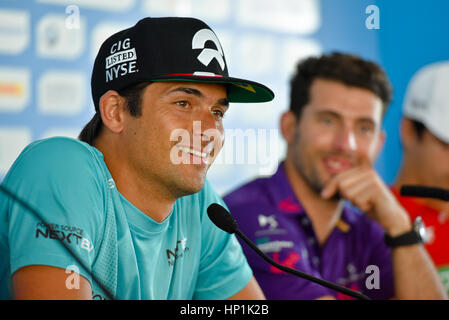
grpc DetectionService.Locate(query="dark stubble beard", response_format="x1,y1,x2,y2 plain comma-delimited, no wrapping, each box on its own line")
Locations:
291,128,342,201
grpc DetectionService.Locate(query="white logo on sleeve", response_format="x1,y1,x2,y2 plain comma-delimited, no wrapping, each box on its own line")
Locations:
258,214,278,230
81,237,94,252
192,29,225,71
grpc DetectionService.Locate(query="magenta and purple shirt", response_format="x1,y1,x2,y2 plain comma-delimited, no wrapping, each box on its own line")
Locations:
223,162,395,300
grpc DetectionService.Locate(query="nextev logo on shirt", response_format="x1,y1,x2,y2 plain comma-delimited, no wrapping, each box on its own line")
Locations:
105,38,138,82
35,221,94,253
166,237,189,267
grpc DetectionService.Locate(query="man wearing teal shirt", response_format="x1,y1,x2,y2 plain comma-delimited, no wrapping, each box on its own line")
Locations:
0,17,274,300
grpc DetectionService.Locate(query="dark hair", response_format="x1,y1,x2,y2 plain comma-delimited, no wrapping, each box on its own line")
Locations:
410,119,426,140
78,81,152,145
289,52,393,118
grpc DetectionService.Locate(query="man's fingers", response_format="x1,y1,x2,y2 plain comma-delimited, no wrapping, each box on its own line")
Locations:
338,168,372,191
344,180,376,212
332,170,375,212
321,166,370,200
321,178,339,199
341,173,373,200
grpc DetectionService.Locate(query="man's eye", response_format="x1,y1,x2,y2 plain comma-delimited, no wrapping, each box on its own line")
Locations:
358,124,374,135
175,101,189,108
320,117,333,125
212,109,225,119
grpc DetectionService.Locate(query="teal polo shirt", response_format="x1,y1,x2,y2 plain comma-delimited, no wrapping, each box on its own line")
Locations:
0,137,252,299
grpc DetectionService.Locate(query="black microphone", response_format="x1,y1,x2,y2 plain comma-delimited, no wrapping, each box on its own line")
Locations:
207,203,371,300
400,185,449,201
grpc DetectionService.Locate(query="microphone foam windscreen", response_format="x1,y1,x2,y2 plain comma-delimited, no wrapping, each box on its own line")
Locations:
207,203,238,234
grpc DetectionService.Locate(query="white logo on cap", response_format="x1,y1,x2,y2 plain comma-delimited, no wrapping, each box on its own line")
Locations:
192,29,225,71
105,38,138,82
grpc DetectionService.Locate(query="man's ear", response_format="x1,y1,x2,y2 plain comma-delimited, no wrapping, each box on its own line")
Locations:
374,129,386,159
280,110,298,144
98,90,126,133
400,118,417,152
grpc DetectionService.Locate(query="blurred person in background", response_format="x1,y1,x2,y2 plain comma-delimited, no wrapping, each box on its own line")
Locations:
224,52,447,300
392,61,449,294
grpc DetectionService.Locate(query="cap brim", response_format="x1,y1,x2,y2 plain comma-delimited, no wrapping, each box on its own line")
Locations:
150,74,274,103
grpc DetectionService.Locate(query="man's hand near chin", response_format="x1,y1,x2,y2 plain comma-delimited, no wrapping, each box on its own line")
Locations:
320,161,447,300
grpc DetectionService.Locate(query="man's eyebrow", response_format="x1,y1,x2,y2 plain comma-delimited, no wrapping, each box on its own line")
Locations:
315,110,341,119
316,110,376,125
166,87,203,97
357,118,376,125
217,98,230,108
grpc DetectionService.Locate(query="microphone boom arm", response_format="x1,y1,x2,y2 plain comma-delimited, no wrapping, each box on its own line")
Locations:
235,228,371,300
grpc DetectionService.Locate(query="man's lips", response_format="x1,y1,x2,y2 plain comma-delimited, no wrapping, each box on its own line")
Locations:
176,142,215,165
322,156,354,174
177,146,207,158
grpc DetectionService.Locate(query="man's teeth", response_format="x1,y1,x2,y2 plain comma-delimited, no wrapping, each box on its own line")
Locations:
178,146,207,158
203,142,214,154
327,160,343,169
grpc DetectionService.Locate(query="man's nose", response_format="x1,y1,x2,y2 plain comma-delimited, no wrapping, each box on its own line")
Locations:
192,108,223,146
197,107,219,131
334,127,357,152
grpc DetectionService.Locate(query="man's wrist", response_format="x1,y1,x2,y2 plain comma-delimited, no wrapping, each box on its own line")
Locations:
383,211,412,237
384,216,427,248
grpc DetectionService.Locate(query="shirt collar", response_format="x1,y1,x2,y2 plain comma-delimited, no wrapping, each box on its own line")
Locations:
269,161,305,216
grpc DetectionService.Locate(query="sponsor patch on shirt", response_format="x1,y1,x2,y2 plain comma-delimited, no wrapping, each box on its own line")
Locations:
35,221,94,252
257,240,294,253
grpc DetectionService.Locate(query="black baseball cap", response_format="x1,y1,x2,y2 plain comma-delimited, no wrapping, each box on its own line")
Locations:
91,17,274,111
